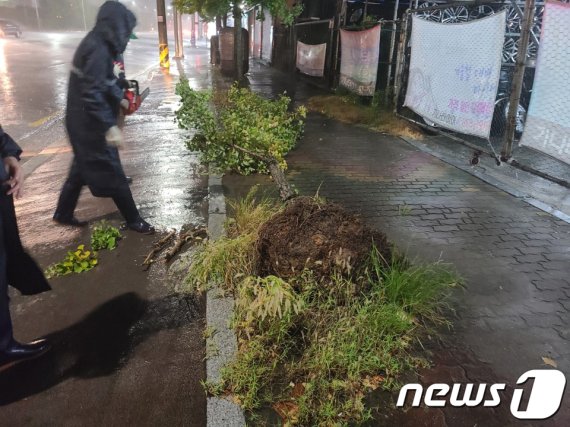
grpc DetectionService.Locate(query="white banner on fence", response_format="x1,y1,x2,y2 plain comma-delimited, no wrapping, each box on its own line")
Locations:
340,25,381,96
296,42,327,77
519,1,570,165
404,12,505,139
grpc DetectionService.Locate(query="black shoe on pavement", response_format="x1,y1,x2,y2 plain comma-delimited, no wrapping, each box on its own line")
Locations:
126,176,133,184
53,213,88,227
127,219,155,234
0,339,51,372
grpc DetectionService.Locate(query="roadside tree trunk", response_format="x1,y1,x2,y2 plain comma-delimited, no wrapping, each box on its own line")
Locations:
233,4,244,80
268,161,296,201
229,143,296,201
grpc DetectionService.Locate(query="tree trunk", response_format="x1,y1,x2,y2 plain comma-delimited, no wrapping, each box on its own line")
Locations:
268,161,296,201
233,4,244,80
216,15,222,32
227,143,296,202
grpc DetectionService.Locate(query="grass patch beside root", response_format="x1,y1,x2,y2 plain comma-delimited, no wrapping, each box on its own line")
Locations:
190,190,460,425
184,186,279,293
307,94,424,141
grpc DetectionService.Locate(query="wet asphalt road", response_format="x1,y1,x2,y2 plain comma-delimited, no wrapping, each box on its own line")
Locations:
1,34,211,425
1,32,160,142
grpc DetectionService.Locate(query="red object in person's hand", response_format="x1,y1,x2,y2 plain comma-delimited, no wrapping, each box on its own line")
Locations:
122,80,149,115
122,89,141,115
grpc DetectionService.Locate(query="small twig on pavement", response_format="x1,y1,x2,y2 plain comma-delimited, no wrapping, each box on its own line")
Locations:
142,229,177,269
164,226,208,262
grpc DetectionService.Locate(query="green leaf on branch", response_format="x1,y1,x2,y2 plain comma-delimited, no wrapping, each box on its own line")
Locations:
173,0,302,26
175,80,306,176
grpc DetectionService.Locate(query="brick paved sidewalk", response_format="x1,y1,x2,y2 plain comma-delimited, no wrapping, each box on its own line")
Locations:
222,65,570,424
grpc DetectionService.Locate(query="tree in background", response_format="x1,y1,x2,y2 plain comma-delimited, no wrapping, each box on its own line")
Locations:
173,0,302,79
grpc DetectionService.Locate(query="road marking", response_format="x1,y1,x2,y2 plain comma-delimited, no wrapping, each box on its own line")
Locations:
48,61,69,68
39,146,72,155
21,146,71,158
29,111,63,128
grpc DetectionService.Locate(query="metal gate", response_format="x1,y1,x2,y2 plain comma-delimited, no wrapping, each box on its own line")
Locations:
393,0,569,186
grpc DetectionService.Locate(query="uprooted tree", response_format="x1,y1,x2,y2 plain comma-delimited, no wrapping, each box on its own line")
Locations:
175,80,395,281
176,55,459,426
173,0,302,79
175,80,306,200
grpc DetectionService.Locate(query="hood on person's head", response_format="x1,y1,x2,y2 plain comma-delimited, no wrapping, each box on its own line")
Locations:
95,1,137,54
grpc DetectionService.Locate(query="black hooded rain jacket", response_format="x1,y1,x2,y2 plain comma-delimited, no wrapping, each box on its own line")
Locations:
65,1,137,198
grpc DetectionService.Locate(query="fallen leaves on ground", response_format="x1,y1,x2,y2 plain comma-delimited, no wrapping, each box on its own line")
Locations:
542,356,558,368
362,375,385,391
273,401,299,425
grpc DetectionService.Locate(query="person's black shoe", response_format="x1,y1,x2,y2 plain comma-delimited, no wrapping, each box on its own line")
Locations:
53,213,88,227
126,176,133,184
127,219,155,234
0,339,51,372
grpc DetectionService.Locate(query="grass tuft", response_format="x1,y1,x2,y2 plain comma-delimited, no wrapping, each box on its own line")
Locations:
226,185,280,238
307,95,424,140
185,186,279,293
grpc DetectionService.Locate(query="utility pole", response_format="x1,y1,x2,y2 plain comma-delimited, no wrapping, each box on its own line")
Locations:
156,0,170,69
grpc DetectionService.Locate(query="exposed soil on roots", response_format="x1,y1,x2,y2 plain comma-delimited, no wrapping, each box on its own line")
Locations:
256,197,392,281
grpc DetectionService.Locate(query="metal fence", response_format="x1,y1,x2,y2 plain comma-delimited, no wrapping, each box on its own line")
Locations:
393,0,569,186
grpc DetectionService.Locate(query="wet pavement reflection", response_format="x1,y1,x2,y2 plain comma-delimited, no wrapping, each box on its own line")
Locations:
1,40,212,425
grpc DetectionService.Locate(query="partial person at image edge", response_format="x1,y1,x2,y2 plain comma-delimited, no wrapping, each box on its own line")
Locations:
0,125,51,371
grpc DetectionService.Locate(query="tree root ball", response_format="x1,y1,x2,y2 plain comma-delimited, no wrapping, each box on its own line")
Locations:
256,197,392,280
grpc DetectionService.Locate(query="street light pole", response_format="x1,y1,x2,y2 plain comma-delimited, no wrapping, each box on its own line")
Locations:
156,0,170,69
33,0,41,30
173,7,184,59
190,12,196,47
81,0,87,31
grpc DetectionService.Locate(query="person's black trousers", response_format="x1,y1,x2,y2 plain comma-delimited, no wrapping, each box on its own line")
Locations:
0,208,12,351
0,194,51,351
55,158,140,223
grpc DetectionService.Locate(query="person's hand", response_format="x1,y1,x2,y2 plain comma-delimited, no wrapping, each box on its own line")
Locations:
3,156,23,198
105,125,124,149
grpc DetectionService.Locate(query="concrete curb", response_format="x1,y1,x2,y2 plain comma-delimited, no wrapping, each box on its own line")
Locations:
206,174,246,427
401,136,570,224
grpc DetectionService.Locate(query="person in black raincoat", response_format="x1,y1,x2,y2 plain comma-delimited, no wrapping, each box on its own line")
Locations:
53,1,154,234
0,125,51,370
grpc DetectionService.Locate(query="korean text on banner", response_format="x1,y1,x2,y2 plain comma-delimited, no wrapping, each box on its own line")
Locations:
296,42,327,77
519,1,570,165
340,26,381,96
404,12,505,139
